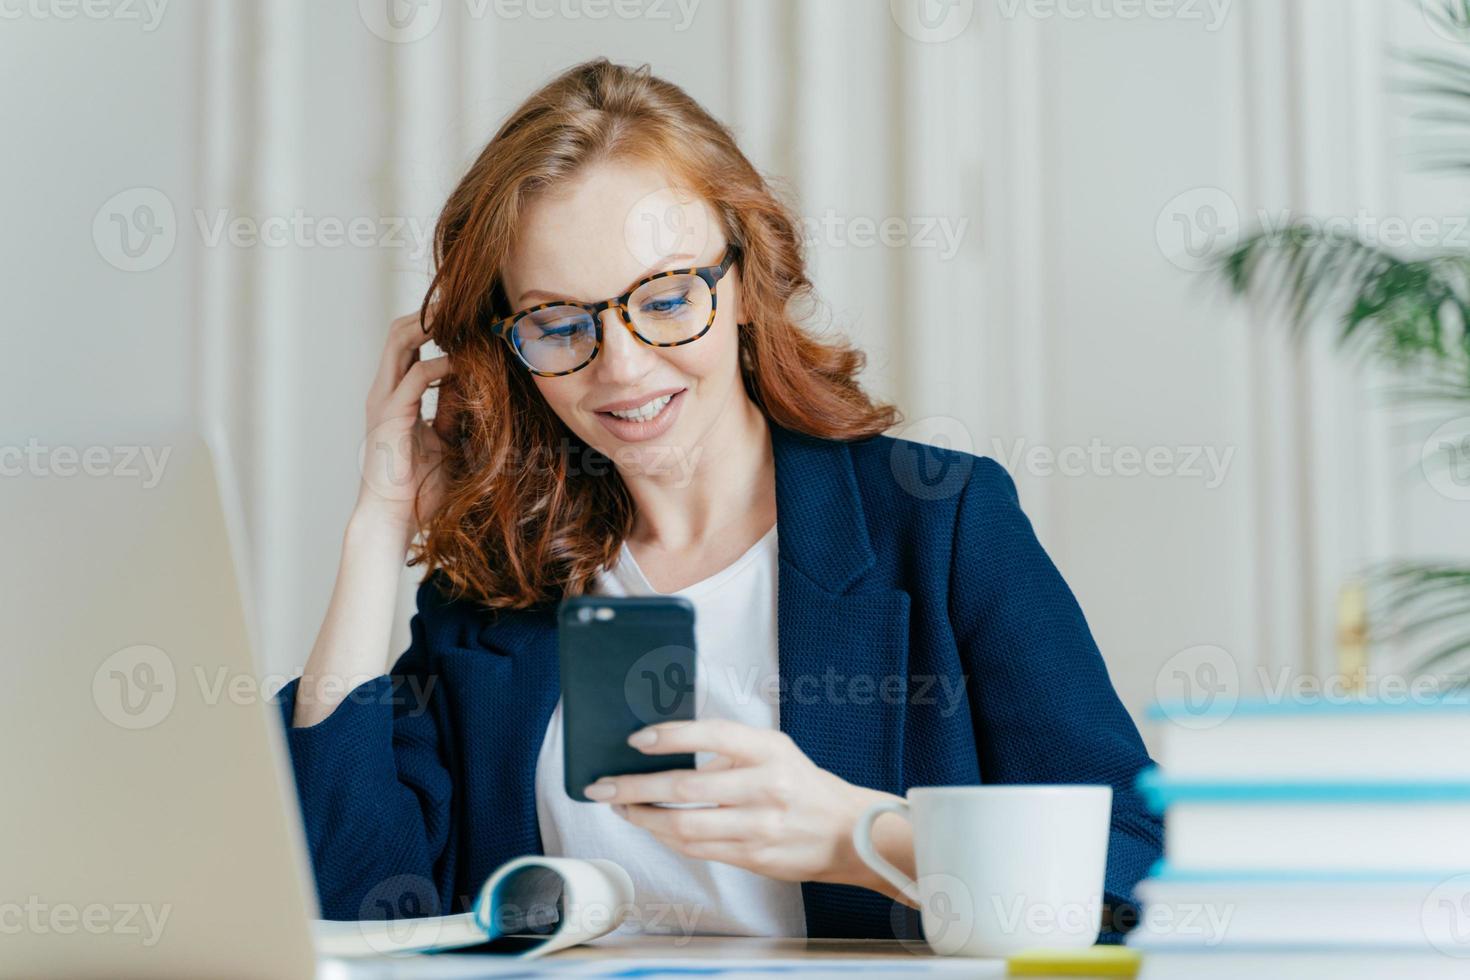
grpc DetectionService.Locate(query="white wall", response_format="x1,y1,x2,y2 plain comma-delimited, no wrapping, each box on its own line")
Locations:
7,0,1466,755
1,4,198,433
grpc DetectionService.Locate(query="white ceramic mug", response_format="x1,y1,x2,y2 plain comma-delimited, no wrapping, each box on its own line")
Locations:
853,785,1113,958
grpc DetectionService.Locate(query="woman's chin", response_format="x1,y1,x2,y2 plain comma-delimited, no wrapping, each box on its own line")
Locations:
581,427,701,485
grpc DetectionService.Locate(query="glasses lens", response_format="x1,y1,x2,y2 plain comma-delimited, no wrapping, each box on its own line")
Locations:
511,306,598,374
626,274,714,345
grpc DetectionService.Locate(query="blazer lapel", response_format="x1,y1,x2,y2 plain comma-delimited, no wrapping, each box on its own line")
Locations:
769,423,910,798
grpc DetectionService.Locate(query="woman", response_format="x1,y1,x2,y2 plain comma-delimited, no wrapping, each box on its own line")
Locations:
278,58,1162,942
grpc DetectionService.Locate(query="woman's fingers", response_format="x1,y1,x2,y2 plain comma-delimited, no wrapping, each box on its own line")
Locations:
370,311,435,403
628,718,790,767
616,802,763,842
386,354,452,415
661,839,752,865
356,310,450,519
589,764,770,806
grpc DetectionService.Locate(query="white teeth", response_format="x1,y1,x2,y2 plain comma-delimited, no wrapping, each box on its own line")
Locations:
608,393,674,422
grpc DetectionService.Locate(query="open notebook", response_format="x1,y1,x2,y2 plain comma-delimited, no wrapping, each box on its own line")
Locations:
313,856,635,960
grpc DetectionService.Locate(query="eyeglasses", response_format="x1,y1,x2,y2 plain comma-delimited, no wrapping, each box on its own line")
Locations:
488,245,740,377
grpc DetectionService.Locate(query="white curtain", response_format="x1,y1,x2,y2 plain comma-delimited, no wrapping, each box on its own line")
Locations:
180,0,1464,735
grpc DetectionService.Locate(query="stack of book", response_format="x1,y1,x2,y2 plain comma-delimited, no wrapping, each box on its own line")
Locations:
1127,696,1470,978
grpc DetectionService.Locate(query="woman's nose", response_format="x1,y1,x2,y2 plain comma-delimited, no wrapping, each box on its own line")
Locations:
593,308,658,384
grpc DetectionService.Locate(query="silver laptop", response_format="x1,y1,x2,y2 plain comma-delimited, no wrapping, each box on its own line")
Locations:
1,431,320,979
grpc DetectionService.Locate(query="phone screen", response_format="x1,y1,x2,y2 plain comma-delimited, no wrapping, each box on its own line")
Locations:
556,595,698,801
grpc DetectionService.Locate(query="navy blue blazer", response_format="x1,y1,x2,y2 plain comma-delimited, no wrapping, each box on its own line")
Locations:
275,421,1162,941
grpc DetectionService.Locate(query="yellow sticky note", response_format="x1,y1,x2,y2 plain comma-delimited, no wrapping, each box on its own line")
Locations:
1007,945,1141,977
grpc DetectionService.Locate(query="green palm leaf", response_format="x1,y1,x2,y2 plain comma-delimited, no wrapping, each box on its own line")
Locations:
1215,12,1470,680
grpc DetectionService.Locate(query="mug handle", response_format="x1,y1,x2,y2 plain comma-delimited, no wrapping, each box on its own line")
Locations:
852,799,918,905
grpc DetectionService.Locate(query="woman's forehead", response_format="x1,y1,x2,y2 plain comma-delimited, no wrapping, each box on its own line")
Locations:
504,162,721,306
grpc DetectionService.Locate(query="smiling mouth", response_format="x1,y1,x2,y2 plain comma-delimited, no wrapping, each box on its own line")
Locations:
598,391,681,423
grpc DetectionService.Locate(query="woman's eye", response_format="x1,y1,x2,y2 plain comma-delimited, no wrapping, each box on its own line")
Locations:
535,322,584,341
640,292,691,317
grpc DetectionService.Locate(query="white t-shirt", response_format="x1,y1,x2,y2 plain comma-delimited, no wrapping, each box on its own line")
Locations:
533,524,808,938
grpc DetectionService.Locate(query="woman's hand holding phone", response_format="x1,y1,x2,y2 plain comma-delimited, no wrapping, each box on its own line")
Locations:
583,718,918,906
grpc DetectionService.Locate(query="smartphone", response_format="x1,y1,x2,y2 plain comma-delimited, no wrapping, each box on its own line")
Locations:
557,595,698,802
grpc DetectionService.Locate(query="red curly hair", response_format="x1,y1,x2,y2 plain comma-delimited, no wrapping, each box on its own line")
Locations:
414,57,899,610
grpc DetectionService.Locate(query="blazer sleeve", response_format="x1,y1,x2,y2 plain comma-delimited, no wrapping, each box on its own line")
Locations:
948,457,1163,937
272,578,457,922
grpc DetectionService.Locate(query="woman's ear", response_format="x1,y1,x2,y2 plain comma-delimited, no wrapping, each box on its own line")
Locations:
488,278,511,320
728,260,745,326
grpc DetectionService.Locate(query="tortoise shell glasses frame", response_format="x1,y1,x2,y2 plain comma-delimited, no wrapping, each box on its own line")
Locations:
486,244,741,378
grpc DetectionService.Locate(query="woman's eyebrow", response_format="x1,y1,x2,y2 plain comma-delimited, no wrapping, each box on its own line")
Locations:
517,253,698,306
